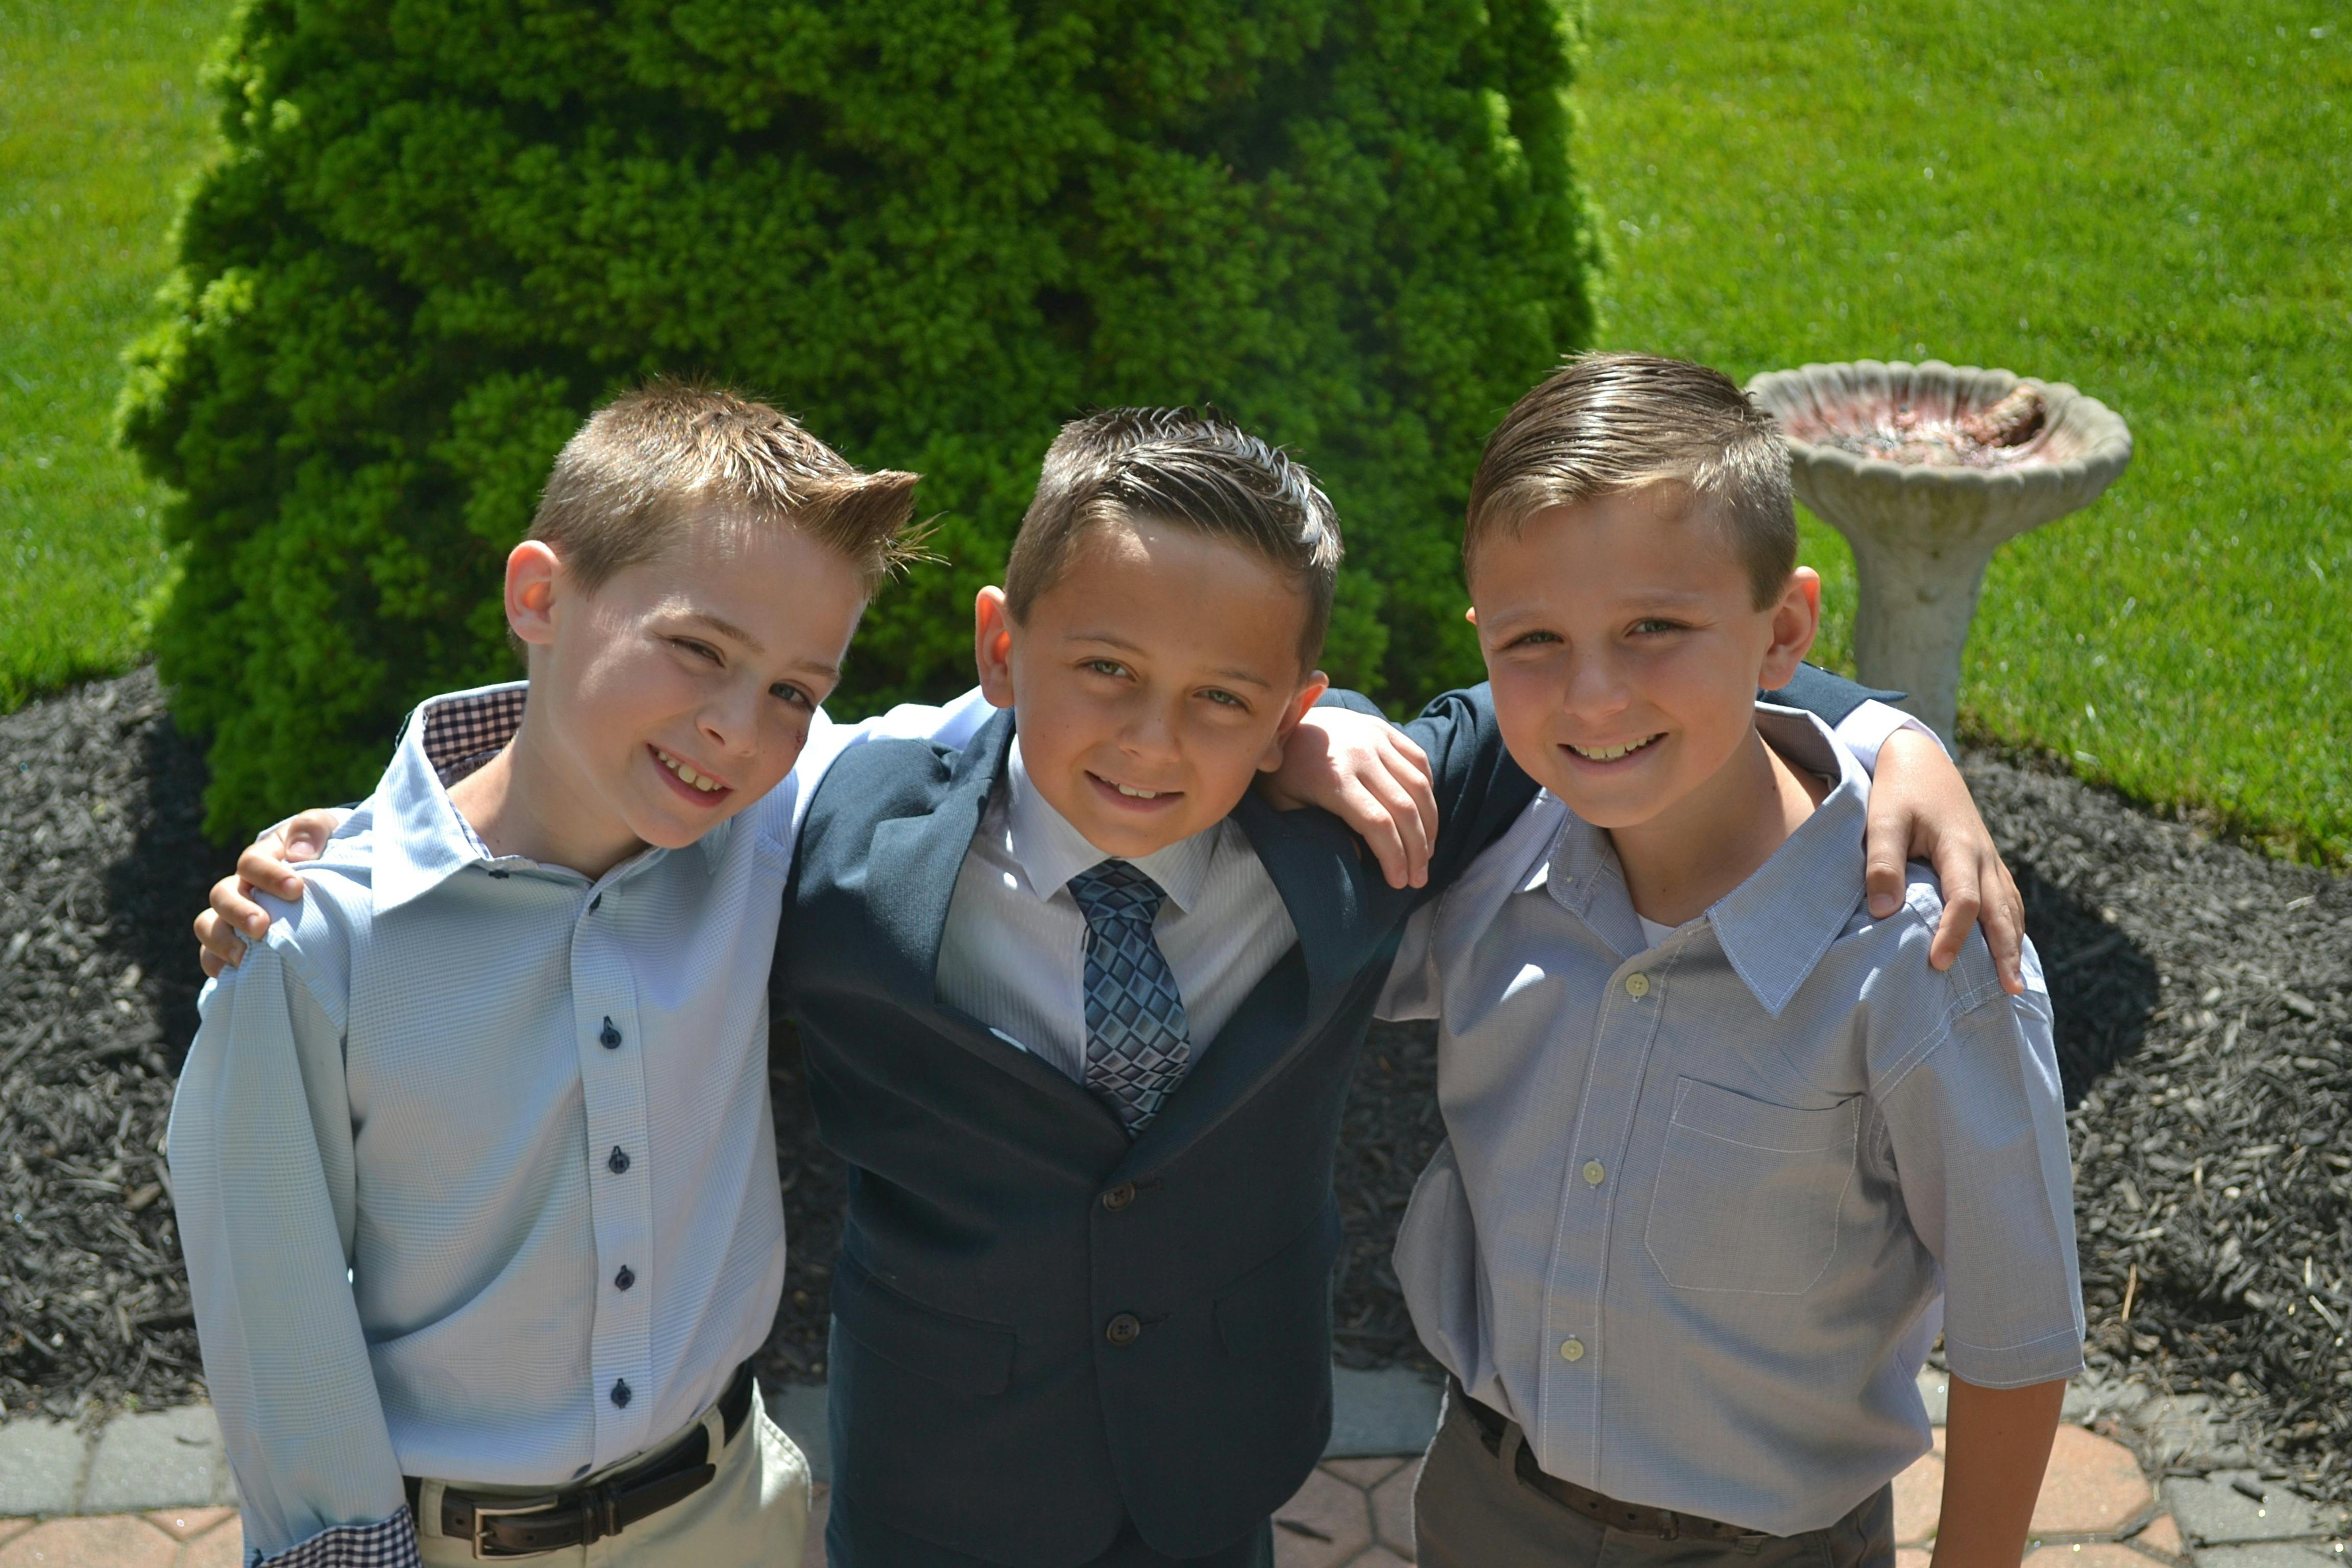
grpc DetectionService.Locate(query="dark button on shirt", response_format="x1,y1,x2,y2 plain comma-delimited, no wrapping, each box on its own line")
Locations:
615,1266,634,1292
607,1146,630,1175
600,1018,623,1050
610,1380,631,1409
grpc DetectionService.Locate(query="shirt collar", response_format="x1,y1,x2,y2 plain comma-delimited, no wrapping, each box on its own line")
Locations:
1003,740,1218,915
372,681,676,912
1532,703,1871,1017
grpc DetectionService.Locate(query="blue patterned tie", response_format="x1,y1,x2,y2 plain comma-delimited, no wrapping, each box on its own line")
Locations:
1068,859,1193,1134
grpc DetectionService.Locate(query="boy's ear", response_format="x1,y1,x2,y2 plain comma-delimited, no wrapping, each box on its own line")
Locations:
1257,669,1333,773
973,586,1017,709
1757,567,1822,690
506,541,563,651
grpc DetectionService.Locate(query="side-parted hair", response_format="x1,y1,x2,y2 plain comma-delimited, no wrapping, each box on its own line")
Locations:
529,380,923,591
1003,407,1343,671
1466,353,1798,608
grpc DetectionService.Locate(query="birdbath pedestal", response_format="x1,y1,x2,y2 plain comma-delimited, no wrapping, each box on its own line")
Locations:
1745,360,2132,746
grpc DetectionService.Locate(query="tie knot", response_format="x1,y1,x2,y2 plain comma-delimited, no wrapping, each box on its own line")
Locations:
1068,859,1167,927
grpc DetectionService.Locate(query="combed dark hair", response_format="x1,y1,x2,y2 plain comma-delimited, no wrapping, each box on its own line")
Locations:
1467,353,1798,608
530,380,923,592
1003,407,1343,669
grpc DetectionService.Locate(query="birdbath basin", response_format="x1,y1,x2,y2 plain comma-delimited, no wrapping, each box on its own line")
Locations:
1745,359,2132,745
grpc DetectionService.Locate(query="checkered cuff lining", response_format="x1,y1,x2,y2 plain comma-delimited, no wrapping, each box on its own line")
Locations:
252,1509,421,1568
419,687,528,785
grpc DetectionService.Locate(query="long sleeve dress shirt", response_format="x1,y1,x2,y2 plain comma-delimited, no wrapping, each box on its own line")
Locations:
1383,705,2085,1536
167,681,993,1568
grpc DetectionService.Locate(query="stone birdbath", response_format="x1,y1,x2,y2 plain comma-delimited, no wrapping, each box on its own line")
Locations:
1745,359,2132,745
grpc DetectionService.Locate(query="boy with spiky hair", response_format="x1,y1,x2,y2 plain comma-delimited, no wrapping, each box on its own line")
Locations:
171,383,943,1568
1385,355,2081,1567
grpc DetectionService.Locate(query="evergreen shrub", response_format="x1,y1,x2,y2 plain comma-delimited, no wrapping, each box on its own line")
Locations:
123,0,1598,838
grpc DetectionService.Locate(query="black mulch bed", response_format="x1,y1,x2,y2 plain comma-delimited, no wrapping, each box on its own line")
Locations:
5,668,2346,1502
1,668,231,1418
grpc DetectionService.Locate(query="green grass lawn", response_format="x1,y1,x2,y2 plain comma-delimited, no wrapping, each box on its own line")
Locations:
1579,0,2350,862
0,0,229,712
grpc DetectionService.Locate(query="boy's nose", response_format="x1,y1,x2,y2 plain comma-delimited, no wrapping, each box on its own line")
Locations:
1561,652,1632,718
1117,705,1184,764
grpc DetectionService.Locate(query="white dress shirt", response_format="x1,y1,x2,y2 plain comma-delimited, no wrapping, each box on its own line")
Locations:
168,681,992,1566
1382,706,2084,1536
935,741,1300,1084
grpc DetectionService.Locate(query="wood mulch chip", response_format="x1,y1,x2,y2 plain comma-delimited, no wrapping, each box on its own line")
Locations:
4,670,2345,1505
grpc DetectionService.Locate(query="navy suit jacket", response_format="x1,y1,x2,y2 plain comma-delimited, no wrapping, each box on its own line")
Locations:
774,669,1884,1565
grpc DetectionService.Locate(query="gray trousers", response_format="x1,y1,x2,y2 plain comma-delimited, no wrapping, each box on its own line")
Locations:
1414,1387,1896,1568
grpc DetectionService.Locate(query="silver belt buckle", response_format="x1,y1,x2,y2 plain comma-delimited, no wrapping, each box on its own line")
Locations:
471,1493,561,1560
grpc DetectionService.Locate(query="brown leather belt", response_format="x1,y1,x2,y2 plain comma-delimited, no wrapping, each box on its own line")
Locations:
405,1360,756,1559
1458,1385,1768,1543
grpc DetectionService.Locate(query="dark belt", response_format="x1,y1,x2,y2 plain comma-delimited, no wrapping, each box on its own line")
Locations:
1458,1385,1768,1544
405,1359,757,1559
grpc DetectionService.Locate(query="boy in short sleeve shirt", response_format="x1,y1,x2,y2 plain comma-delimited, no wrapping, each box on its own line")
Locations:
1385,356,2083,1568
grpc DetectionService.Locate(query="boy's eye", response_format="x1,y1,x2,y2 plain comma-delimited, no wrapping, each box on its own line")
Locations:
671,637,723,664
1629,618,1685,636
1504,630,1562,649
1083,658,1132,680
1198,688,1248,710
770,682,814,710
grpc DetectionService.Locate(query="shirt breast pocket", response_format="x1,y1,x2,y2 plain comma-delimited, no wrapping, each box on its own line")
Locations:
1643,1077,1860,1295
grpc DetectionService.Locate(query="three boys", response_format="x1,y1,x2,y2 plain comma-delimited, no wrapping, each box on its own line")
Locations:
185,373,2048,1567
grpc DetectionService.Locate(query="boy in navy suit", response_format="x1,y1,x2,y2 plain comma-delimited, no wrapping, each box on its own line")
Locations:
202,407,2015,1568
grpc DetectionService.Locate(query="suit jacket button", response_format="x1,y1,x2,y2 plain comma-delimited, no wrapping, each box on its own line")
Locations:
1105,1312,1142,1347
1101,1183,1137,1212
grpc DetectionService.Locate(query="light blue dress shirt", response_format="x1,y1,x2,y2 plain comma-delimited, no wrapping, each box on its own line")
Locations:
1385,705,2084,1536
167,681,991,1565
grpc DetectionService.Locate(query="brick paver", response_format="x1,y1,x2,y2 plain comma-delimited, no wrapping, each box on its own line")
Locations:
178,1518,245,1568
0,1513,178,1567
2136,1513,2188,1561
1269,1415,2202,1566
1273,1467,1376,1566
1895,1449,1947,1545
144,1508,233,1542
2027,1544,2163,1568
2034,1425,2158,1536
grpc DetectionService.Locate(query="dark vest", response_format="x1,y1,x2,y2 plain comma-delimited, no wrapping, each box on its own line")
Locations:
776,672,1879,1565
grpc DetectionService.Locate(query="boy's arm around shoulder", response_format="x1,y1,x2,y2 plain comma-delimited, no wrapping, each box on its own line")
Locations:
1381,684,1541,893
169,881,420,1566
1866,872,2085,1392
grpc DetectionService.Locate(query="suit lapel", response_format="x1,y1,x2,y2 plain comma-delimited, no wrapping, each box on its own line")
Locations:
863,708,1015,996
862,710,1119,1122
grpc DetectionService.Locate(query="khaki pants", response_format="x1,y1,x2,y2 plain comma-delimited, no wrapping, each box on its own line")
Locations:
1414,1386,1894,1568
418,1383,810,1567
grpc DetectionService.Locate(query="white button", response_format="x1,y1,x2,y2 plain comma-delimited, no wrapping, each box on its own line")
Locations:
1582,1160,1606,1186
1624,973,1651,999
1559,1337,1586,1362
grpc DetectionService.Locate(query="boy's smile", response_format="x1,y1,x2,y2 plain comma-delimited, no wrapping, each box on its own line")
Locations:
975,518,1327,861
